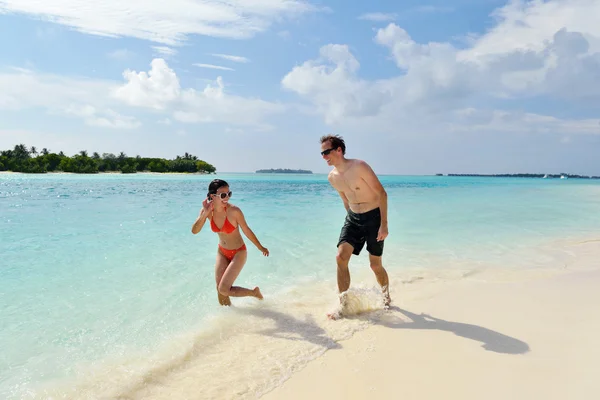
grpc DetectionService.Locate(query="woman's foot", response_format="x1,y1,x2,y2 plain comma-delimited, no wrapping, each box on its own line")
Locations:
218,292,231,306
253,287,263,300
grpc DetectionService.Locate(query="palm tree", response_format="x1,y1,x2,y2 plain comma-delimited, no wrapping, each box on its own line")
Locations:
13,144,29,159
41,148,49,156
79,150,88,158
92,152,100,160
30,146,38,156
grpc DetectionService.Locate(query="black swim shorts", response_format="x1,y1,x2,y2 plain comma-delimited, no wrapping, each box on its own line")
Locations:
337,207,384,256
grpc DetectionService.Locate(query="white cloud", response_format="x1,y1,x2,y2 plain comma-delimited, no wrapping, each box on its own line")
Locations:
357,12,397,22
282,0,600,136
63,105,141,129
0,58,283,130
449,108,600,135
0,0,320,45
414,5,454,13
278,30,291,40
107,49,134,60
282,44,392,124
0,68,140,129
113,59,181,110
113,58,284,128
152,46,177,58
210,54,250,63
462,0,600,60
193,63,235,71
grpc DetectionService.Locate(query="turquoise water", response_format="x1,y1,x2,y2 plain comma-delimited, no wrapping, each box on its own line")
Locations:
2,173,600,398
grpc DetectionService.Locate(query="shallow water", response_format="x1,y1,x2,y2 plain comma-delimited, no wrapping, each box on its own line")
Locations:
1,172,600,398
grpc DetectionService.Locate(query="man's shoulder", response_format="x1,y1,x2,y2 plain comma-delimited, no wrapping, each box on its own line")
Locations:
349,159,370,171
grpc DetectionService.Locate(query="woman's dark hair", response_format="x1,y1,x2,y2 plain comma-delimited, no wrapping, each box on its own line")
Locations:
207,179,229,197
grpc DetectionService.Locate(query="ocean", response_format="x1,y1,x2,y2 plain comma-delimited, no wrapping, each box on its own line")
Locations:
1,172,600,399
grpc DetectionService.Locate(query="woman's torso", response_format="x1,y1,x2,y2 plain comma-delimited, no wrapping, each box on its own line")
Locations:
210,204,245,249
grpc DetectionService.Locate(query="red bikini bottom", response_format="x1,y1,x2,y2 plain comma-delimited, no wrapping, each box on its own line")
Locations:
218,244,247,262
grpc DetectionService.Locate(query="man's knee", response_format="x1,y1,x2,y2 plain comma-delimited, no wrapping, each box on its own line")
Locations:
336,248,352,266
369,256,384,271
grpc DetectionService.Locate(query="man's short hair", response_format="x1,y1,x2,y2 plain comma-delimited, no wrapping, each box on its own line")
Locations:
320,134,346,155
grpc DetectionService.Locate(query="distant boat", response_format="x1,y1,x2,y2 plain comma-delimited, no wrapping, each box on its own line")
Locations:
560,175,567,179
543,174,548,179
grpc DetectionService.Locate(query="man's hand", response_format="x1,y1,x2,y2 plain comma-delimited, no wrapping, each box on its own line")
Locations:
377,224,388,241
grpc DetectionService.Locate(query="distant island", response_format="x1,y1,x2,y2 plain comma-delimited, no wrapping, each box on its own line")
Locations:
0,144,216,174
436,173,600,179
256,168,313,174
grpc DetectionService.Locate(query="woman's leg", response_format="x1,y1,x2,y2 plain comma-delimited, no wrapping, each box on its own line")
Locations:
215,251,231,305
217,249,262,299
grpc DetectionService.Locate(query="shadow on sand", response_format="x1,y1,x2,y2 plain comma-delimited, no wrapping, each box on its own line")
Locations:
369,306,530,355
235,307,342,350
107,307,340,399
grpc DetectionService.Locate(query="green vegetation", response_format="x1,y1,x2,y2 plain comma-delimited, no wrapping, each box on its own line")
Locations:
0,144,216,174
256,168,312,174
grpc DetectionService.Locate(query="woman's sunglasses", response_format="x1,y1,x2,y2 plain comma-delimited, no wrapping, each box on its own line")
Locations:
213,191,232,199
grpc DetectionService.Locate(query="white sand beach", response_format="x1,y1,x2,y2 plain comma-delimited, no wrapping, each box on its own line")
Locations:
262,246,600,400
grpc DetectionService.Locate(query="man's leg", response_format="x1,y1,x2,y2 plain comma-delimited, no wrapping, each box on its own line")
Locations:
328,242,355,320
369,253,391,307
336,242,355,293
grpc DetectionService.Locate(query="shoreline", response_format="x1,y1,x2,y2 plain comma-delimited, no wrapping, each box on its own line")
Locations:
3,171,600,179
28,236,600,399
0,170,213,175
261,264,600,400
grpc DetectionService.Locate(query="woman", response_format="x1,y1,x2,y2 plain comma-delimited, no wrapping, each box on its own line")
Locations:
191,179,269,306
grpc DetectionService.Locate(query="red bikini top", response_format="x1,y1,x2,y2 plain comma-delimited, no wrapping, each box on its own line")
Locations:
210,205,236,234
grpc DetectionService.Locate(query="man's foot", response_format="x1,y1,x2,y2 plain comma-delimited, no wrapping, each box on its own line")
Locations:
327,310,343,320
383,293,391,309
382,285,391,309
327,291,348,320
253,287,264,300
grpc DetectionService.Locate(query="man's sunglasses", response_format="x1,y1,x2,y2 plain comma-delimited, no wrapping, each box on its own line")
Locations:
212,191,232,199
320,147,338,156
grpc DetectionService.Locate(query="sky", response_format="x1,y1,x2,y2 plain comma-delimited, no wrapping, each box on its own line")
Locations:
1,0,599,175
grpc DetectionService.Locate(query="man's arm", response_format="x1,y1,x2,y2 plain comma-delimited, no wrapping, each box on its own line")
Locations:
328,173,350,212
359,161,388,240
233,207,269,256
336,190,350,212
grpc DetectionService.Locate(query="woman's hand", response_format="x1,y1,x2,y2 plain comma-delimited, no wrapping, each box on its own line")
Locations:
259,246,269,257
201,197,213,214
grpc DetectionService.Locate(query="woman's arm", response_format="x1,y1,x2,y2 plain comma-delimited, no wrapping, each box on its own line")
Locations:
191,198,212,234
233,207,269,256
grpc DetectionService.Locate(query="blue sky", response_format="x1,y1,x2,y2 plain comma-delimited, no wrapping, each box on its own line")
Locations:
1,0,599,175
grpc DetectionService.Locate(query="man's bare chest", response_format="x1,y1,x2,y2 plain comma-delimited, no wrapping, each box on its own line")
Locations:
332,172,363,193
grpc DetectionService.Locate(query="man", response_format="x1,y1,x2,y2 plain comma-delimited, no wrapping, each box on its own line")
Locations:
320,134,391,319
